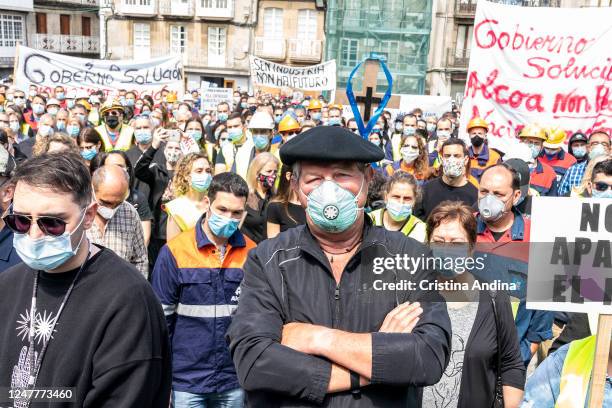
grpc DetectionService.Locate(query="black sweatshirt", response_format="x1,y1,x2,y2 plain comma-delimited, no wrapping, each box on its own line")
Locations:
0,245,172,407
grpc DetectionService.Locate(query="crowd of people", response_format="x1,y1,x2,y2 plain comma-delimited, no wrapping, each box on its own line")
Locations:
0,81,610,408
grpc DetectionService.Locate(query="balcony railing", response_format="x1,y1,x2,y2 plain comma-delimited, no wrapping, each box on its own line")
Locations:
288,39,322,63
195,0,233,20
455,0,477,15
117,0,157,15
34,0,99,6
254,37,286,61
32,34,99,54
446,47,470,69
159,0,194,16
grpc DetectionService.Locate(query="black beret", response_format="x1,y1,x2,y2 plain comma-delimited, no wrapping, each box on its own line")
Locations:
279,126,385,166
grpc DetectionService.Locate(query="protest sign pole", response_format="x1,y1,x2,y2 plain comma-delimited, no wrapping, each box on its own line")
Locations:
588,315,612,408
12,43,20,85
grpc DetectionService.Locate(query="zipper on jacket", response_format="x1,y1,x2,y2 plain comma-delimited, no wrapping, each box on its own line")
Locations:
332,284,340,328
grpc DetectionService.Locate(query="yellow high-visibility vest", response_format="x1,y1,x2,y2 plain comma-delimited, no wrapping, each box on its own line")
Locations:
555,335,596,408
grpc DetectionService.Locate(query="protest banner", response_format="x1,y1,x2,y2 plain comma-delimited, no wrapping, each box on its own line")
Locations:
14,45,184,98
249,55,336,92
527,196,612,314
399,95,452,118
200,86,233,111
459,1,612,152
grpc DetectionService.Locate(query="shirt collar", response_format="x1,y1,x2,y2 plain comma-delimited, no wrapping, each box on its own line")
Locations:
477,210,525,240
195,213,246,249
534,159,544,174
469,144,490,161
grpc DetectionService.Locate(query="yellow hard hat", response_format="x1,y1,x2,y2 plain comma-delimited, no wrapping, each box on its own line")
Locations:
467,117,489,132
278,115,300,132
518,124,547,141
99,99,124,116
166,92,177,103
543,127,567,148
328,103,343,111
308,99,322,110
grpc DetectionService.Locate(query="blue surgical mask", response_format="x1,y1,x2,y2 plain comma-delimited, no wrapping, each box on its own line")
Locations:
218,112,228,122
191,172,212,192
56,92,65,100
328,117,341,126
386,200,412,221
592,188,612,199
301,178,364,233
275,115,282,124
228,128,243,143
544,147,559,157
208,210,240,238
426,123,436,133
253,135,269,150
134,129,153,144
403,127,415,136
13,209,87,271
67,100,75,109
311,112,322,121
525,143,541,160
56,121,66,131
9,122,20,133
572,146,587,159
187,130,203,142
66,125,80,137
81,148,97,161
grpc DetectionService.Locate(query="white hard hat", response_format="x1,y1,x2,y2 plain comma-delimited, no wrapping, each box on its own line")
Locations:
248,111,275,130
75,89,89,100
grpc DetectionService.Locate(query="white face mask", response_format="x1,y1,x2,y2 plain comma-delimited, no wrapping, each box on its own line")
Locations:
97,204,119,220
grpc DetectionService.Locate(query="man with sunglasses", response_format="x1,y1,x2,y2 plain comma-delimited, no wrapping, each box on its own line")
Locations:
587,158,612,199
0,153,171,407
95,99,134,152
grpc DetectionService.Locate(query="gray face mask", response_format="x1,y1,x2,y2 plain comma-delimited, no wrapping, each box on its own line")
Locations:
478,194,509,222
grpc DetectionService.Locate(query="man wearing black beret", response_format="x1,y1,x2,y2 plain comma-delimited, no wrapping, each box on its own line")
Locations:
228,126,451,407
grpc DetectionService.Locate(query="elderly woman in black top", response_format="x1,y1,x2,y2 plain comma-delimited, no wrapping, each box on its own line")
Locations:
423,201,525,408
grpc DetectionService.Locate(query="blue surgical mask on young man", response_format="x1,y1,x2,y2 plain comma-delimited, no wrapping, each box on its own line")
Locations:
572,146,587,159
228,128,243,143
253,135,269,150
301,178,364,233
13,208,88,271
208,210,240,238
134,129,153,144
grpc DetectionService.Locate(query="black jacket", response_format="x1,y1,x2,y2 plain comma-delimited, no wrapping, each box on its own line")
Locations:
454,291,526,407
227,218,451,407
134,145,171,239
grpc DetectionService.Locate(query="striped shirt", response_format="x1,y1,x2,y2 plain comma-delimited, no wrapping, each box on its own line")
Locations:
557,160,587,197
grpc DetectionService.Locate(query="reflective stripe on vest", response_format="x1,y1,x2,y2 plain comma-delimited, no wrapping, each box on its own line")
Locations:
511,300,519,320
96,124,134,151
555,335,596,408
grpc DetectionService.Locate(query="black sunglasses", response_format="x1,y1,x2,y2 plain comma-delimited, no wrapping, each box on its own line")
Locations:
3,211,69,236
594,182,612,192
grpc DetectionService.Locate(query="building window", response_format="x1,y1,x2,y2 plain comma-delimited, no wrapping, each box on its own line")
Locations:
297,9,317,39
0,14,23,47
379,40,400,69
208,26,226,67
202,0,227,7
82,16,91,36
125,0,151,5
263,8,283,38
35,13,46,34
456,24,473,56
133,23,150,59
170,25,186,54
340,38,358,67
60,15,70,36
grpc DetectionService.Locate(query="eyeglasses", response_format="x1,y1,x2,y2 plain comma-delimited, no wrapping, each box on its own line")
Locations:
281,131,299,137
594,182,612,192
3,212,69,236
589,141,610,148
